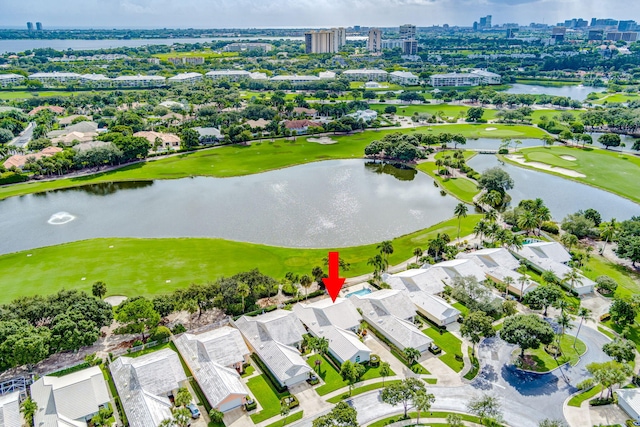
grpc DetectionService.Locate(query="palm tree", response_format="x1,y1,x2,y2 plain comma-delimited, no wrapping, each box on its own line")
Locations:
541,270,559,286
413,391,436,426
367,254,386,283
413,247,423,264
555,311,574,343
237,282,250,313
517,274,529,301
600,219,617,254
563,268,583,292
315,337,329,356
379,361,391,386
454,203,468,242
20,398,37,427
300,274,312,299
517,210,538,235
573,307,593,349
484,210,497,223
503,276,515,294
474,220,489,242
561,233,579,252
377,241,394,269
403,347,421,366
209,409,224,425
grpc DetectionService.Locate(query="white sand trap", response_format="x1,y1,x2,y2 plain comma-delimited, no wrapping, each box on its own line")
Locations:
308,137,337,145
485,127,498,131
105,295,128,306
506,155,586,178
560,155,577,161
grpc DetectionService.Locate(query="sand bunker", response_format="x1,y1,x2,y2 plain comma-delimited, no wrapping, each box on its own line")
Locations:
560,155,577,161
506,155,586,178
105,296,127,306
308,137,337,145
485,127,498,131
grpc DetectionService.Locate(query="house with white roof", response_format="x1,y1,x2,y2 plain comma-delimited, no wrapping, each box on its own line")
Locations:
513,242,594,295
350,290,433,353
616,388,640,422
168,72,203,84
270,75,321,85
174,327,250,412
407,292,460,327
458,248,538,297
0,391,21,427
234,310,312,387
0,74,25,87
293,298,371,364
30,366,110,427
389,71,419,85
81,74,111,87
110,348,189,427
343,69,389,81
350,109,378,121
318,71,336,79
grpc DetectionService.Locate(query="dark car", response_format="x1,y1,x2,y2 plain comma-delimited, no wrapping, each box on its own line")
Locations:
186,403,201,419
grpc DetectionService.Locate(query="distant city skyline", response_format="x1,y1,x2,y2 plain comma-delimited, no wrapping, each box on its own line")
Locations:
1,0,640,29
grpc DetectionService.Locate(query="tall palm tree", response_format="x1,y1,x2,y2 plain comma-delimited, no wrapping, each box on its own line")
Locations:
600,219,617,254
454,203,468,242
484,210,497,223
474,220,489,242
503,276,515,294
300,274,312,299
541,270,560,286
377,241,394,269
563,268,583,292
413,247,423,264
561,233,579,252
517,210,538,236
413,391,435,426
237,282,250,313
555,311,574,345
517,274,529,301
367,254,385,283
574,307,593,349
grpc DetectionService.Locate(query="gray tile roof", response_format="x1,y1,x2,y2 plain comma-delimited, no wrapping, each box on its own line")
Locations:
30,366,109,427
0,392,21,427
110,348,187,427
293,298,362,332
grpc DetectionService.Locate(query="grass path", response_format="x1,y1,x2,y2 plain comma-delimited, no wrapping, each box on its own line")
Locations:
501,146,640,204
0,215,481,302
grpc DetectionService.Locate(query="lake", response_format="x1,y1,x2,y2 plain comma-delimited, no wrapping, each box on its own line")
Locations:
0,159,458,255
504,84,606,101
467,154,640,220
0,36,365,54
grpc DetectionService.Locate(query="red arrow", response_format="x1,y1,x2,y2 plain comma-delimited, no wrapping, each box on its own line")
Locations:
322,251,346,303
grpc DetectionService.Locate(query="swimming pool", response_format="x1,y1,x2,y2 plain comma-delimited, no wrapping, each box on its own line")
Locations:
346,288,372,297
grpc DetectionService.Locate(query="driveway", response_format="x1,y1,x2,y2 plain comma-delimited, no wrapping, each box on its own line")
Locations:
290,322,612,427
9,121,35,148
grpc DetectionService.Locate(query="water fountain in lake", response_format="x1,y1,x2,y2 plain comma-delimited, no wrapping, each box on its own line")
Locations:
47,212,76,225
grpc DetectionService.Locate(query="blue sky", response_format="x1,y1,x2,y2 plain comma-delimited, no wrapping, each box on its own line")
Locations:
1,0,639,29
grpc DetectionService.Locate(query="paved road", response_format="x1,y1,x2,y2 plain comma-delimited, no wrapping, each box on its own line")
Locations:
291,321,611,427
10,121,35,148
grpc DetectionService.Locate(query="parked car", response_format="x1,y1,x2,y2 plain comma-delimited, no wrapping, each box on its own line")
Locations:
186,403,201,419
428,344,442,355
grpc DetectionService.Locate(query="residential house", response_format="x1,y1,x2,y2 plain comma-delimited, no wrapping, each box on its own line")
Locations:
616,388,640,423
193,127,222,143
234,310,312,387
28,105,65,116
318,71,336,79
389,71,419,85
133,131,181,150
174,327,250,411
458,248,537,297
58,115,92,127
0,391,21,427
49,121,99,136
292,107,317,117
284,119,322,134
110,348,189,427
51,131,96,146
470,69,501,84
3,146,63,170
350,109,378,121
293,298,371,364
513,241,594,295
0,74,25,87
350,289,433,353
168,72,203,84
30,366,110,426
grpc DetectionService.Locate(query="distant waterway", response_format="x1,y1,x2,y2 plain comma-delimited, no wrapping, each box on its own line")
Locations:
504,84,606,101
0,159,458,255
0,36,365,54
467,154,640,220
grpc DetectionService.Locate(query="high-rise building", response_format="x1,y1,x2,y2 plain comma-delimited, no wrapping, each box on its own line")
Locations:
35,22,43,30
304,28,346,54
618,20,637,31
402,39,418,55
399,24,416,40
588,30,604,41
26,22,33,31
478,15,492,29
367,28,382,53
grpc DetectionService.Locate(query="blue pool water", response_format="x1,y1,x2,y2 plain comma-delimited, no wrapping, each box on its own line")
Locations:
346,288,372,297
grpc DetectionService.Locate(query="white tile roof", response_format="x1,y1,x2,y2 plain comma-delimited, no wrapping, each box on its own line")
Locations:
517,242,572,264
351,289,416,320
30,366,110,427
617,388,640,419
0,392,21,427
110,348,188,427
174,330,248,409
168,72,203,81
206,70,250,76
322,326,371,363
344,69,388,75
293,298,362,332
234,310,311,386
270,75,320,81
0,74,25,80
113,75,166,81
81,74,110,81
409,293,460,322
29,72,82,78
390,71,418,78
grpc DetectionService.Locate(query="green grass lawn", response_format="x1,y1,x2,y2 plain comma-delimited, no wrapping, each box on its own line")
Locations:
307,354,395,396
367,411,500,427
0,90,77,99
568,385,604,407
591,93,640,105
517,335,586,373
582,254,640,300
416,162,479,204
241,364,255,377
263,411,303,427
0,215,479,302
326,379,402,403
247,375,290,423
452,302,469,316
463,347,480,381
504,146,640,204
423,328,464,372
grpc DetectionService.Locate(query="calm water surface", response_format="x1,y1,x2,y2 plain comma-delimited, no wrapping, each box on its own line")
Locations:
467,155,640,220
504,84,606,101
0,160,458,254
